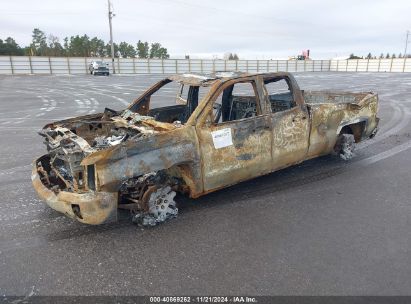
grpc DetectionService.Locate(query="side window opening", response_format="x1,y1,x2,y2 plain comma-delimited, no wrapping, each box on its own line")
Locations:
176,84,190,105
211,81,261,124
212,92,224,124
176,84,210,106
264,78,295,113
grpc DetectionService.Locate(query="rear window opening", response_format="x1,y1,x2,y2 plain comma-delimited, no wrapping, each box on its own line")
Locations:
264,78,296,112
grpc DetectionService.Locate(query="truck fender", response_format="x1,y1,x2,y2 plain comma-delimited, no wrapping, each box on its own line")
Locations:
82,128,202,193
336,117,368,142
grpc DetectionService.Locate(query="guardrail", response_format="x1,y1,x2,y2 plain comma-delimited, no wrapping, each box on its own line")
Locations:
0,56,409,74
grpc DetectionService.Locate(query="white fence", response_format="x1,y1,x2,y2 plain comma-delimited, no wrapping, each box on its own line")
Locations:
0,56,410,75
0,56,330,75
330,58,411,72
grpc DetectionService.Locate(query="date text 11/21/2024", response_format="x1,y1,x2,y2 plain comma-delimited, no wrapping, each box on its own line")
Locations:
149,296,257,302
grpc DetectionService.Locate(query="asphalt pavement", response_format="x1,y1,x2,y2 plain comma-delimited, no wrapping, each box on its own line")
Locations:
0,72,410,296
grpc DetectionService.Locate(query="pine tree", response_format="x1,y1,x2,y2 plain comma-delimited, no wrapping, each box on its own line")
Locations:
31,28,47,56
136,40,149,58
0,37,24,55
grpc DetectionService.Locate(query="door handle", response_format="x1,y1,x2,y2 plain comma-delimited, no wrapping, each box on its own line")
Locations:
253,125,270,132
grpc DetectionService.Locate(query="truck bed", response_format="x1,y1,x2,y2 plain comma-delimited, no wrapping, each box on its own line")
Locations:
303,91,372,105
304,90,379,158
266,91,374,113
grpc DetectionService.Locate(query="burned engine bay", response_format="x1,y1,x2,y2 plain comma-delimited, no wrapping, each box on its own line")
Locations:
37,108,179,194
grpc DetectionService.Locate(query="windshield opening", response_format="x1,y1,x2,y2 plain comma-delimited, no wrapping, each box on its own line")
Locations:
127,79,212,124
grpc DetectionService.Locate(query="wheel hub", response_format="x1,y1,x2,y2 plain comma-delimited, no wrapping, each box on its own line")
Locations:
133,185,178,226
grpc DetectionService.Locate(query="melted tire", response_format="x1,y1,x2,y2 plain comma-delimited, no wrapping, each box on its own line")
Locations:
335,134,356,160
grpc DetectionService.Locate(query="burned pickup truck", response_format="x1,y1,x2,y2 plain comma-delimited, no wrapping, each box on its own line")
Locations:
32,72,379,225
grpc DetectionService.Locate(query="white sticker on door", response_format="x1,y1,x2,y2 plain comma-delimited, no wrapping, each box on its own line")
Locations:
211,128,233,149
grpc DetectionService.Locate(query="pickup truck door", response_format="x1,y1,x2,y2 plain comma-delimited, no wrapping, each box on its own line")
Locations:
264,76,310,170
196,78,273,193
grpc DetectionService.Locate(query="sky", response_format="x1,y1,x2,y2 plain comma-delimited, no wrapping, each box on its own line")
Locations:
1,0,411,59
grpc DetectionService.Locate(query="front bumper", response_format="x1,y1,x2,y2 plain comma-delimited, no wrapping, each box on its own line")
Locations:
31,157,118,225
94,69,109,74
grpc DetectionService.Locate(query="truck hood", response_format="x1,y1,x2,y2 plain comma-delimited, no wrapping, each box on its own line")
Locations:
40,109,179,155
38,109,180,192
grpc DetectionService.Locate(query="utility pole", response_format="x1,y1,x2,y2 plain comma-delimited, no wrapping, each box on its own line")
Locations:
108,0,116,74
405,30,410,58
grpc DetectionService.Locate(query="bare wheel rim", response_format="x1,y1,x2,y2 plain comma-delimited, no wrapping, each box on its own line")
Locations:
134,185,178,226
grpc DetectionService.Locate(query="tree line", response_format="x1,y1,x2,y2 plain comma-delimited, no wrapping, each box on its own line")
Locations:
0,28,170,59
349,53,411,59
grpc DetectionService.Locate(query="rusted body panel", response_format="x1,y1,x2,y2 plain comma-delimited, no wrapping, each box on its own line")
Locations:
270,106,310,170
197,114,273,191
306,92,379,158
32,72,379,225
86,126,202,195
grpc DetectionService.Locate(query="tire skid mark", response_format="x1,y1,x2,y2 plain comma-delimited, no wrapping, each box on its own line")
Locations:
64,85,130,106
358,102,409,150
0,87,49,118
11,114,32,125
74,99,86,114
74,97,99,114
30,86,101,115
26,86,99,117
358,139,411,166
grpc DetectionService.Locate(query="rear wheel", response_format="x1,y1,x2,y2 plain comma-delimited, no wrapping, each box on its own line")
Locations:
334,133,355,160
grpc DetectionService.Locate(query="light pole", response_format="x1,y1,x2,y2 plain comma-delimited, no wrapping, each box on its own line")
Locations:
405,30,410,58
108,0,116,74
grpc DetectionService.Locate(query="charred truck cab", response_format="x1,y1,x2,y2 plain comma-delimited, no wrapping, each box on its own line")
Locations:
32,72,379,226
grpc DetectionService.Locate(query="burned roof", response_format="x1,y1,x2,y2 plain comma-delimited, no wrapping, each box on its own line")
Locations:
168,71,250,86
168,71,294,86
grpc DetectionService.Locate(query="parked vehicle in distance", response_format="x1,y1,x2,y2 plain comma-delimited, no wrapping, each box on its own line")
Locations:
88,61,109,76
32,72,379,226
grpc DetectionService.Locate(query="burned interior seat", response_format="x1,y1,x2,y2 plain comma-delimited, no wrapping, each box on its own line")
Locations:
148,105,187,123
269,92,294,112
226,96,257,120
